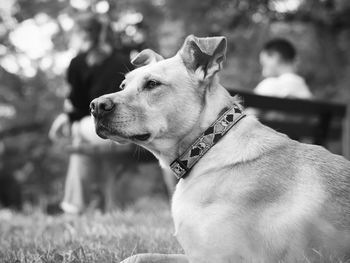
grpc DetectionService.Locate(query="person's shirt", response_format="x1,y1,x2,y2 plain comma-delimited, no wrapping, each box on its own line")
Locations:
254,72,312,99
66,49,133,122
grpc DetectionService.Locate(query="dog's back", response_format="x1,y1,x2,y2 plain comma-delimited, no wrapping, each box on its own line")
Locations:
304,143,350,258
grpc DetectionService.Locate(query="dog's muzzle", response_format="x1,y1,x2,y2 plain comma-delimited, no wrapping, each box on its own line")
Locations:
90,97,115,118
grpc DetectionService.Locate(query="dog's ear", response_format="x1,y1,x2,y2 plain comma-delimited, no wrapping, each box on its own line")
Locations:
131,49,164,67
179,35,227,81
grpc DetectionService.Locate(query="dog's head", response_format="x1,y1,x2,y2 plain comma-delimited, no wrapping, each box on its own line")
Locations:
91,35,227,149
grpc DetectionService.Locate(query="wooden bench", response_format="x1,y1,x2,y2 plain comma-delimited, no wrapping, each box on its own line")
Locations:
234,90,349,159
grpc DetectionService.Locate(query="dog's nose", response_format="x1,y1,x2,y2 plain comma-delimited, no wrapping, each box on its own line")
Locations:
90,97,115,117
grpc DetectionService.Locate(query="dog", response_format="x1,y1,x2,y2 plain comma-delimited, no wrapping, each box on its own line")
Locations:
90,35,350,263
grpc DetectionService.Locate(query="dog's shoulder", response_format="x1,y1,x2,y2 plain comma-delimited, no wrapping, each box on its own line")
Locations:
217,114,293,164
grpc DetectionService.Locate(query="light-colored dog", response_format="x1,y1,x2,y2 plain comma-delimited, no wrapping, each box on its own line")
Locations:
90,35,350,263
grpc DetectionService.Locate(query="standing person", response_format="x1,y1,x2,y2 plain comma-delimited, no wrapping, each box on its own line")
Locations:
49,15,133,214
255,38,312,99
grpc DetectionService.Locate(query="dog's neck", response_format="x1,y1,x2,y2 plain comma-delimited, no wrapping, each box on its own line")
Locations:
177,85,235,155
148,82,236,169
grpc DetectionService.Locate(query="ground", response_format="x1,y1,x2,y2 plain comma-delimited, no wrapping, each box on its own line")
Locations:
0,197,182,263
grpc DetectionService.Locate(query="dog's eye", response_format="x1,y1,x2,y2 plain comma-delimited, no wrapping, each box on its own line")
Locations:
145,80,161,90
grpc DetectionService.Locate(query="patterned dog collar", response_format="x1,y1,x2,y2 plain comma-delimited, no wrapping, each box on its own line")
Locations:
170,105,246,179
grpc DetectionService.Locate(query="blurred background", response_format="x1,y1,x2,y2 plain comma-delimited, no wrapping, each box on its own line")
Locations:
1,0,350,212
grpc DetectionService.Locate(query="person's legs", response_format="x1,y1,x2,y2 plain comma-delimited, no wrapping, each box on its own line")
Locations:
60,153,93,214
60,118,102,214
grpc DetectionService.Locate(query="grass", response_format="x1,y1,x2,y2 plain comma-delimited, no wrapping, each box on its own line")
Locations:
0,197,183,263
2,197,348,263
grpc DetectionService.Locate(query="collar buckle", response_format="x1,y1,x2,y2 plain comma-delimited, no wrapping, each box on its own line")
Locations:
170,160,188,179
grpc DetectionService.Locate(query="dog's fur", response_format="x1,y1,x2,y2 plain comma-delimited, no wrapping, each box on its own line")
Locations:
91,35,350,263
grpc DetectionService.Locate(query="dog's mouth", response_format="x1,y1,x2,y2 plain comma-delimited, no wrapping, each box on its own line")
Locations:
95,121,151,142
130,133,151,141
95,122,111,139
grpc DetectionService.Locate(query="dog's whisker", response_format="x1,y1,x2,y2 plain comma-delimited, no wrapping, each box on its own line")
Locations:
116,71,126,77
132,144,141,162
137,145,143,161
123,63,131,73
